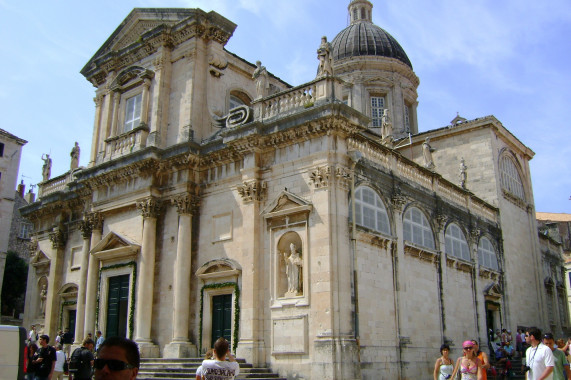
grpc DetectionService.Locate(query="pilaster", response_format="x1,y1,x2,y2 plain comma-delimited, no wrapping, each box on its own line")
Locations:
74,219,92,344
45,226,67,338
84,212,103,337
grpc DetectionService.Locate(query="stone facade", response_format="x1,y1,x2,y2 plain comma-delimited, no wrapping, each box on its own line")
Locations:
20,3,565,379
0,128,27,313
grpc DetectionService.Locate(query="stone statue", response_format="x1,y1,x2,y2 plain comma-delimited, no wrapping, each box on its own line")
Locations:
70,142,80,170
253,60,269,99
459,157,467,189
41,154,52,181
317,36,333,77
282,243,303,296
40,284,47,316
381,109,393,142
422,137,435,169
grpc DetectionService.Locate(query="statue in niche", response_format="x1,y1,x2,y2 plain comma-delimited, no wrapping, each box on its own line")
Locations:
40,284,47,316
282,243,303,296
381,109,393,142
422,137,436,169
317,36,333,77
70,142,80,170
459,157,467,189
41,154,52,181
253,60,269,99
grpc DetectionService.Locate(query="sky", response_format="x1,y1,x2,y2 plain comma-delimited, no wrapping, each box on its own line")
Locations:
1,0,570,213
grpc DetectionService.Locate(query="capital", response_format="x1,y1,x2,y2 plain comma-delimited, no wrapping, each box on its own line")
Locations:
172,194,196,215
78,219,93,239
49,227,67,249
136,197,162,218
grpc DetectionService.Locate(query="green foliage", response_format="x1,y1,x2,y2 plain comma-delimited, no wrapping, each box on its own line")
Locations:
1,251,28,315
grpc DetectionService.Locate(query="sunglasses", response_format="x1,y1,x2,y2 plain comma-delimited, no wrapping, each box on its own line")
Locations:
94,359,135,371
463,347,473,350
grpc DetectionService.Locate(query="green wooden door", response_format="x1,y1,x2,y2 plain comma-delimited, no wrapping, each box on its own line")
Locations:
68,309,76,337
211,294,232,346
106,274,130,338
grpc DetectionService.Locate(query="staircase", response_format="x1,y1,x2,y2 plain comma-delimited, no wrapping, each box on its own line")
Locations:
137,358,286,380
488,353,526,379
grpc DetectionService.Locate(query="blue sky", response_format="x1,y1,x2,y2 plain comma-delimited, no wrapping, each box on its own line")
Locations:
1,0,570,212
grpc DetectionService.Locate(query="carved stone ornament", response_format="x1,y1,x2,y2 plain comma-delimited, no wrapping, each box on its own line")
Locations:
86,212,104,233
309,166,330,189
335,166,352,189
49,227,67,249
237,180,267,202
136,197,162,218
470,229,481,244
27,238,39,257
391,188,408,211
172,194,197,215
78,219,93,240
435,214,448,232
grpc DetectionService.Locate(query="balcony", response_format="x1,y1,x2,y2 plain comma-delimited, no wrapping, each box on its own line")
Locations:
102,124,149,163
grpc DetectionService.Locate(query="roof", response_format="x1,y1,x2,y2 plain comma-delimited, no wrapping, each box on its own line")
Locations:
536,212,571,222
0,128,27,145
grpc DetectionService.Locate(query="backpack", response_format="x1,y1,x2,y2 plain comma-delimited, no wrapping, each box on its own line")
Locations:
69,347,91,377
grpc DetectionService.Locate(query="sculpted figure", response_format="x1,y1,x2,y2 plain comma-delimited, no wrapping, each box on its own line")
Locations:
422,137,436,169
40,284,47,316
381,109,393,141
253,60,269,99
459,157,467,189
282,243,303,295
41,154,52,181
317,36,333,77
70,142,80,170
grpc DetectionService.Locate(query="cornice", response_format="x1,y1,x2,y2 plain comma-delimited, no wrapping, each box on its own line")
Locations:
81,158,159,188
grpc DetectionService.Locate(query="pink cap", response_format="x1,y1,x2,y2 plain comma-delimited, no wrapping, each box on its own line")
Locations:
462,340,474,348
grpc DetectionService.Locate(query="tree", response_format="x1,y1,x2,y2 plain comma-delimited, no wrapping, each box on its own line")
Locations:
1,251,28,316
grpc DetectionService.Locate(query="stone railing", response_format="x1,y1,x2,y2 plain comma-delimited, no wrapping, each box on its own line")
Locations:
253,76,342,121
38,171,74,199
103,124,149,163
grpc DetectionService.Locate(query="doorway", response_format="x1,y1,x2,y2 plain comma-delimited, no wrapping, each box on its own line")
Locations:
68,309,76,337
211,294,232,347
106,274,129,338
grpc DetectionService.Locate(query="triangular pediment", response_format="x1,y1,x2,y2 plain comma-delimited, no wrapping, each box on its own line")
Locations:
91,231,140,261
31,250,50,265
262,190,312,217
484,282,502,298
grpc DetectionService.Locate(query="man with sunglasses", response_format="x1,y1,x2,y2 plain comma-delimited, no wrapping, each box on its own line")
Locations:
525,327,554,380
94,336,139,380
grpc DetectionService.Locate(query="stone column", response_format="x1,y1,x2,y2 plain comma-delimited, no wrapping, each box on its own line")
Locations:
435,214,448,343
164,195,197,358
84,212,103,338
140,78,151,125
74,219,92,344
469,229,482,340
44,226,67,338
90,95,104,166
134,197,161,357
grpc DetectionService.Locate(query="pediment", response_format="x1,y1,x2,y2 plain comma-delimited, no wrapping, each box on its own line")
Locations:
262,190,312,218
196,259,241,281
484,282,502,298
31,250,50,266
91,231,140,261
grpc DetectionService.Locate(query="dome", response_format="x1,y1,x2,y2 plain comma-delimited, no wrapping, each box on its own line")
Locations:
331,0,412,68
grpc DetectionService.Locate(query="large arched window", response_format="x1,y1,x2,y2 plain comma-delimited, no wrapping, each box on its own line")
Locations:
499,154,525,201
445,223,470,261
403,207,435,249
353,186,390,235
229,90,251,111
478,237,499,270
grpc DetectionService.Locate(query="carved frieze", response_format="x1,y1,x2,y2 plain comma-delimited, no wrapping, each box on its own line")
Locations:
136,197,162,218
237,180,267,202
86,211,104,233
309,166,330,189
172,194,198,215
78,219,93,240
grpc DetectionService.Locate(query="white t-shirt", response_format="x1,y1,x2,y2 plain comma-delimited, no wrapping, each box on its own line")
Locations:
199,359,240,380
526,343,554,380
54,350,66,372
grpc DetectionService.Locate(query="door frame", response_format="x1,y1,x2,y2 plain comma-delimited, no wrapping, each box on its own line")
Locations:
98,265,134,338
200,284,237,353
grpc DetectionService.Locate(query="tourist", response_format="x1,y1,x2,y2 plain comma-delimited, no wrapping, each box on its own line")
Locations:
524,327,554,380
450,340,483,380
28,325,38,347
32,334,57,380
198,338,240,380
472,340,490,379
516,329,524,358
543,333,570,380
25,343,38,380
94,336,139,380
69,338,95,380
62,328,73,358
96,331,105,353
433,343,454,380
196,348,215,380
52,344,65,380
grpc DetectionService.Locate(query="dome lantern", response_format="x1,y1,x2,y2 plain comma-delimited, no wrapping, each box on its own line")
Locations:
349,0,373,25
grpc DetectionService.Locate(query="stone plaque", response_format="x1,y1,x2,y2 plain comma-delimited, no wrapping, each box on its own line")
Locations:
272,315,307,354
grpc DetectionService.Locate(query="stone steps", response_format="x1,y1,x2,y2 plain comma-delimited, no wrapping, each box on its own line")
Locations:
137,358,286,380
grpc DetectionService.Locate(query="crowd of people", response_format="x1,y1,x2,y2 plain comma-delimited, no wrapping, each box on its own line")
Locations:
434,327,571,380
23,325,240,380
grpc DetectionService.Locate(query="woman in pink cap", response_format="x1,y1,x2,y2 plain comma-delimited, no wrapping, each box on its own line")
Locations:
450,340,483,380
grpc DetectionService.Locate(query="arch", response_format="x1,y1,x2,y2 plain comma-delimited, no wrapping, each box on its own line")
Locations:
111,66,154,89
196,258,242,277
403,206,435,249
498,150,525,201
228,90,252,111
352,185,391,235
478,236,499,271
445,222,470,261
58,283,78,296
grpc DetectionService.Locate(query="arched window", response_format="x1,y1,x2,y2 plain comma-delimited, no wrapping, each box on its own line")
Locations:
499,154,525,201
403,207,435,249
445,223,470,261
478,237,499,270
353,186,390,235
229,91,251,112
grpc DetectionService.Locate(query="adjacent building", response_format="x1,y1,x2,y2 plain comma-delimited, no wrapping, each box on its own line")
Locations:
21,2,565,378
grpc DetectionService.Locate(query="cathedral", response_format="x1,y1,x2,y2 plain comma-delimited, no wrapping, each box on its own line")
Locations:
21,1,568,378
